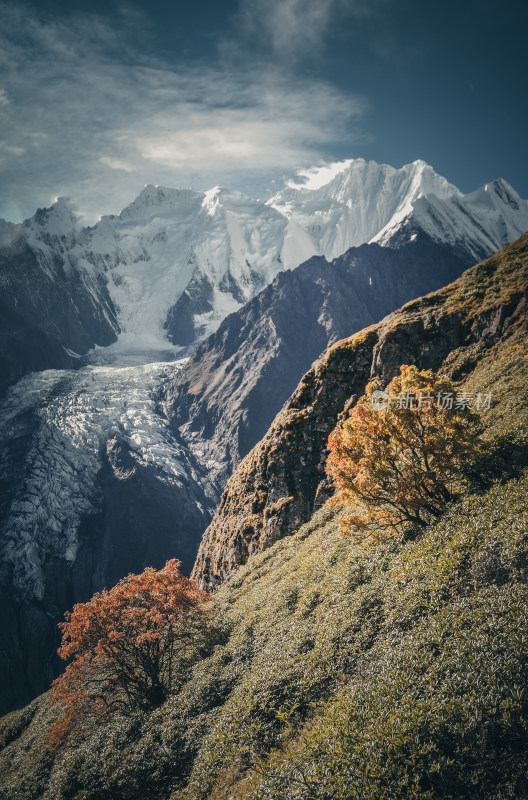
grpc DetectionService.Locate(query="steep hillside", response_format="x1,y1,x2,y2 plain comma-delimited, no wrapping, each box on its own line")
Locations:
164,234,469,487
0,236,527,799
193,233,528,588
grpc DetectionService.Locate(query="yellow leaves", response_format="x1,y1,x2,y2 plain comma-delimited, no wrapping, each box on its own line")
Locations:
326,366,483,537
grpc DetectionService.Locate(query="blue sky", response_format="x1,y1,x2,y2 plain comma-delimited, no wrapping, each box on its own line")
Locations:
0,0,526,223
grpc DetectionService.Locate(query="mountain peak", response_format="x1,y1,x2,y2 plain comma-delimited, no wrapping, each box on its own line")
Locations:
465,177,525,213
281,158,458,202
486,177,522,208
202,185,224,213
270,158,463,259
23,196,79,240
119,184,203,221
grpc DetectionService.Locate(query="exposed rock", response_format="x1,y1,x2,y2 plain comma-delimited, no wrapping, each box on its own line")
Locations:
164,234,470,489
192,233,528,589
0,235,118,391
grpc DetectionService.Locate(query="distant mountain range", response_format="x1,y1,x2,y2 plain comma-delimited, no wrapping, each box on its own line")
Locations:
1,159,527,387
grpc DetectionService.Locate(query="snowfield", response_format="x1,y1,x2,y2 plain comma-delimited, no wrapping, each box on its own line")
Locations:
13,159,528,357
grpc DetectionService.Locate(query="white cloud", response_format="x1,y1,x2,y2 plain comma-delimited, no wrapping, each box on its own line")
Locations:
0,141,25,155
0,88,9,105
99,156,134,172
0,2,367,223
125,73,364,173
289,160,355,189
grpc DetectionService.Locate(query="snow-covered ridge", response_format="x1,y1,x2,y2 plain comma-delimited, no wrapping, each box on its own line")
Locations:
6,160,528,356
271,159,528,262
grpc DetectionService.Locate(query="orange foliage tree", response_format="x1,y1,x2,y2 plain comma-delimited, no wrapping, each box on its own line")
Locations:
326,365,483,537
48,559,211,749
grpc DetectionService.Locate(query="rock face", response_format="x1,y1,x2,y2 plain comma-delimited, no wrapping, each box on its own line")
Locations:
0,214,119,391
191,233,528,589
164,234,470,488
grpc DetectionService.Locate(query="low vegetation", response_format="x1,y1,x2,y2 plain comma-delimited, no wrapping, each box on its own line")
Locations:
1,470,527,797
1,240,527,799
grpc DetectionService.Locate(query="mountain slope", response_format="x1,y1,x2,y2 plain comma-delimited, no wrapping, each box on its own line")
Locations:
0,204,119,390
1,234,527,800
163,234,470,488
192,232,528,589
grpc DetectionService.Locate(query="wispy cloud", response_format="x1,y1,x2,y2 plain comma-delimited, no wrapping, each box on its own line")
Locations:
232,0,375,61
99,156,134,172
123,71,364,171
0,2,367,223
0,141,25,155
0,88,9,105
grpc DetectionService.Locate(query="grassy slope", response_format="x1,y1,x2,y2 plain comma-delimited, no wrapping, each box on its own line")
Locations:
1,241,528,799
193,233,528,590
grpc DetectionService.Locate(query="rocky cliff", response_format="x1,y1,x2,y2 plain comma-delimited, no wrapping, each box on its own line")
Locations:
0,219,118,391
192,232,528,589
164,234,469,488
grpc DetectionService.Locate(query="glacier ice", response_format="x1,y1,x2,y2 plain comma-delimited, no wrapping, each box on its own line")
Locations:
0,359,188,600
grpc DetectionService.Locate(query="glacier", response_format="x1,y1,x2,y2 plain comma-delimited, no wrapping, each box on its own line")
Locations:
0,357,205,601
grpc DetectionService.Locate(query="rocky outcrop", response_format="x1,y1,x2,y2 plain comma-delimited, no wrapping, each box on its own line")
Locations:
164,234,470,488
192,233,528,589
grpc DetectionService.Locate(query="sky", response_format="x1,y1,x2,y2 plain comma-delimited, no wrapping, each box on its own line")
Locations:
0,0,526,224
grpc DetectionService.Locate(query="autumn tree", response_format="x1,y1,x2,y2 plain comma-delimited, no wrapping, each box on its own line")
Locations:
48,559,212,749
326,365,483,537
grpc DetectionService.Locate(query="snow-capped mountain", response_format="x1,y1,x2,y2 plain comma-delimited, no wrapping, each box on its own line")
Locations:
2,158,527,386
81,184,311,351
271,158,528,262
